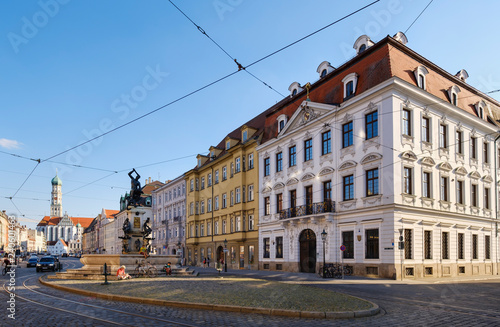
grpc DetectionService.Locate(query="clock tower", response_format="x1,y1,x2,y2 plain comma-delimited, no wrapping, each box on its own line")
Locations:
50,173,63,217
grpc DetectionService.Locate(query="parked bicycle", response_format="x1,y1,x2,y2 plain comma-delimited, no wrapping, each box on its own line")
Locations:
133,259,158,278
319,263,353,279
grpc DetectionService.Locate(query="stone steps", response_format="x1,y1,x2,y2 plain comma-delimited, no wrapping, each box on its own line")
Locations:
48,266,198,280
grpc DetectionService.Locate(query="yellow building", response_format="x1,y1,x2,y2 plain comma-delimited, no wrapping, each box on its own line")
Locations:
185,116,265,269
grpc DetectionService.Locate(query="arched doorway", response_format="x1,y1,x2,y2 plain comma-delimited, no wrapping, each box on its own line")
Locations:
299,229,316,273
217,246,224,263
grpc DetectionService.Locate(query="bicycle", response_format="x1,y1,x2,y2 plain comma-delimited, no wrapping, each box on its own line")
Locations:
134,259,158,278
2,265,11,276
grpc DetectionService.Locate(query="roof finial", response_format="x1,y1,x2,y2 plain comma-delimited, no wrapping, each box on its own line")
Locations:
305,82,312,101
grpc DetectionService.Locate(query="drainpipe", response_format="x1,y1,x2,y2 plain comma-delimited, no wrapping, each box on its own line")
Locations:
494,133,500,275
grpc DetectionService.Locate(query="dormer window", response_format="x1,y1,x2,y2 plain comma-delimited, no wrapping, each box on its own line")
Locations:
448,85,461,106
226,141,230,150
210,150,215,159
316,61,334,78
353,35,374,55
197,158,202,167
341,73,358,100
242,130,248,142
288,82,303,97
475,100,487,120
414,65,429,90
455,69,469,83
277,114,288,133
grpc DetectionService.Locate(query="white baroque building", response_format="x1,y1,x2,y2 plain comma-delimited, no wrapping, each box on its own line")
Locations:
257,33,500,279
152,175,186,257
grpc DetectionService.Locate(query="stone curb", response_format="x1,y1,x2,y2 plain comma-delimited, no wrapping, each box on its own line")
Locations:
39,277,379,319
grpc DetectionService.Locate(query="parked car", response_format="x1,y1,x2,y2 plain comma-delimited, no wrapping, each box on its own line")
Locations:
27,257,38,267
62,253,68,257
36,256,62,272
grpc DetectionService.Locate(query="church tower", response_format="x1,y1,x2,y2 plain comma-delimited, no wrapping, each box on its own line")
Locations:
50,173,63,217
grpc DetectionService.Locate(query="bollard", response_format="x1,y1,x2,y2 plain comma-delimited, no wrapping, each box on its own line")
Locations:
101,262,111,285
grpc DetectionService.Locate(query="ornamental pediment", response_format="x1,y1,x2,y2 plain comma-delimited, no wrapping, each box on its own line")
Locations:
438,162,453,171
301,173,315,182
262,186,272,194
420,156,436,166
469,171,481,179
286,178,299,186
273,182,285,190
338,160,357,171
361,152,382,164
482,175,493,183
454,166,468,176
319,167,334,176
280,101,337,136
401,150,417,161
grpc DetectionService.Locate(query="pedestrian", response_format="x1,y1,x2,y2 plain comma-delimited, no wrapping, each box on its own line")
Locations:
139,245,149,259
164,262,172,276
207,257,210,268
203,257,206,268
117,265,131,280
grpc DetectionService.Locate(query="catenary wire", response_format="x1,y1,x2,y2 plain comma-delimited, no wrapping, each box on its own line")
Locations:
167,0,286,97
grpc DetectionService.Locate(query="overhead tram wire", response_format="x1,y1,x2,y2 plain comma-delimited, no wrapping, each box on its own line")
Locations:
404,0,434,35
7,1,389,199
41,2,379,165
167,0,286,97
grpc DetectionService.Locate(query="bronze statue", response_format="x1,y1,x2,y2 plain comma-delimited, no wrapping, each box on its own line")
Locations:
142,217,152,239
127,169,143,207
122,217,131,235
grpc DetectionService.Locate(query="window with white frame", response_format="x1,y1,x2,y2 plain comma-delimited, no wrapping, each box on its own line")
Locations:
226,140,230,150
439,123,448,149
448,85,460,106
215,221,219,235
215,196,219,210
402,109,412,136
222,220,226,234
235,187,241,203
248,153,254,169
248,184,254,201
248,215,254,230
440,176,449,202
236,216,241,232
414,65,429,90
222,193,227,208
403,167,413,194
341,72,358,99
222,166,227,180
422,116,431,143
208,173,212,186
215,170,219,184
235,157,240,173
242,130,248,142
200,201,205,214
201,177,205,189
207,199,211,212
230,191,234,206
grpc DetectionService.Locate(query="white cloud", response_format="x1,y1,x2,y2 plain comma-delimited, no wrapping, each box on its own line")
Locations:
0,138,22,149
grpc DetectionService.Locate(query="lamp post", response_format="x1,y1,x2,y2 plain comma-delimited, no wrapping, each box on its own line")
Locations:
321,229,327,278
224,238,227,272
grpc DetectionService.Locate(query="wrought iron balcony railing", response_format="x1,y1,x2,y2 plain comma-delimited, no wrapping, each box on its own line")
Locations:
279,200,335,220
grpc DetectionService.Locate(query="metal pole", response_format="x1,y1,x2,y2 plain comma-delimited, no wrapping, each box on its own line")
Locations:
322,239,326,279
341,249,344,280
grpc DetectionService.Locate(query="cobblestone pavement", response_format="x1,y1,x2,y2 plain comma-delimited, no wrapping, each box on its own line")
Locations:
2,258,500,326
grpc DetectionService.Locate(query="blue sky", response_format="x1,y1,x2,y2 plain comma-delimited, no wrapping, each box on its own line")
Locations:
1,0,499,228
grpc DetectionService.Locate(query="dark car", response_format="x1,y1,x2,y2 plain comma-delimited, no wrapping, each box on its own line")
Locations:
62,253,68,257
36,256,62,272
27,257,38,267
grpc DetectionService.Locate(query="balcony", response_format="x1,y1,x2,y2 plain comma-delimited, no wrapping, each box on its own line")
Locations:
279,200,335,220
173,216,182,222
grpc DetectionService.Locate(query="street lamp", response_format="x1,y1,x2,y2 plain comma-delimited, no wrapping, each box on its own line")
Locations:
224,238,227,272
321,229,327,278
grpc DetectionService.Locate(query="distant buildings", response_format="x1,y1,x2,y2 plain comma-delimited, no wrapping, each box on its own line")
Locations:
36,174,93,254
152,175,186,256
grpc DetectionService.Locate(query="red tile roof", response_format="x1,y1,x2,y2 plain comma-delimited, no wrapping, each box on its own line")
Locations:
37,216,94,228
104,209,119,218
59,239,68,247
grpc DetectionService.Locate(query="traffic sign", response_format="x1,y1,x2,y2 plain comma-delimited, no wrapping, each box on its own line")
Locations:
340,245,346,252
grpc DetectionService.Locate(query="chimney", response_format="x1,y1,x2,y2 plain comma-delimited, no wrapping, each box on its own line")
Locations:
145,179,148,185
148,177,151,184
